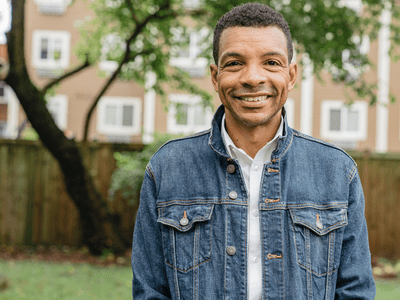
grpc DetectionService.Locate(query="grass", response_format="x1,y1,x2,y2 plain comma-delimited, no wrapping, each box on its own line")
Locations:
376,278,400,300
0,259,132,300
0,259,399,299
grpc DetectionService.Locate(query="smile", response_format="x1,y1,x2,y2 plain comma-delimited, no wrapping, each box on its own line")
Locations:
237,95,271,102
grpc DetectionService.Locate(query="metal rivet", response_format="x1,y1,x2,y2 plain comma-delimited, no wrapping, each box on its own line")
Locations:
227,164,235,174
180,211,189,226
227,246,236,255
229,191,238,200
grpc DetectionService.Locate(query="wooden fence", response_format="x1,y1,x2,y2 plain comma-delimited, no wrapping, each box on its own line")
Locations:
0,140,143,248
0,141,399,259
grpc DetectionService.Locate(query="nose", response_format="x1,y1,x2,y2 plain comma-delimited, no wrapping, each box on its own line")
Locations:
239,63,267,88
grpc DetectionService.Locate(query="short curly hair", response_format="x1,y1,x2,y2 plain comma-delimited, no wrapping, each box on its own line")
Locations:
213,3,293,65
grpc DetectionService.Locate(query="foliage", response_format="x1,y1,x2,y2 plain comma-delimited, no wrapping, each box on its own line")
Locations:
109,132,180,204
74,0,400,106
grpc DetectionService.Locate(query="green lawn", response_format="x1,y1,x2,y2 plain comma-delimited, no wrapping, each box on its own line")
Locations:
0,259,399,299
0,260,132,300
376,278,400,300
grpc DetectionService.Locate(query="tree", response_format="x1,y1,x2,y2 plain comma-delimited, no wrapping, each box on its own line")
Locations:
4,0,399,255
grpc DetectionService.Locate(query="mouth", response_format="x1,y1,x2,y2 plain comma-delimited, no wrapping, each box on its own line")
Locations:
236,95,272,102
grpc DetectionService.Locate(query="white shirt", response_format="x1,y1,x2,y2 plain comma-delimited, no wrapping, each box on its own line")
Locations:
221,114,284,300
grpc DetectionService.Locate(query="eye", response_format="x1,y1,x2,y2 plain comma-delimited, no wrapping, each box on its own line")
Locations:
266,60,279,66
225,61,241,67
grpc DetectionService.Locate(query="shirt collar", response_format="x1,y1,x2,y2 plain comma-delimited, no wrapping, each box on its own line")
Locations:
221,113,284,160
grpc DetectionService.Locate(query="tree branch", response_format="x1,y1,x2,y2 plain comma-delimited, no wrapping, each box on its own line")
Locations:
40,53,91,96
82,49,152,142
125,0,139,24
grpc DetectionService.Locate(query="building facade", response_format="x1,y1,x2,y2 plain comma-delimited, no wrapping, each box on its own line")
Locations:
1,0,400,152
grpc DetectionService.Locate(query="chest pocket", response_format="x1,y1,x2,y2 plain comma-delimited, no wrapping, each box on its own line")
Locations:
157,204,214,272
289,206,347,276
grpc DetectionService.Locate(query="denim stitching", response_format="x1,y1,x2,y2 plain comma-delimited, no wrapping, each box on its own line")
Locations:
165,258,211,273
291,210,347,235
349,163,357,183
158,205,214,230
146,165,155,182
292,130,356,165
171,227,181,300
297,262,338,276
260,209,265,300
306,228,312,300
193,224,199,300
157,199,248,207
224,203,228,300
272,132,294,162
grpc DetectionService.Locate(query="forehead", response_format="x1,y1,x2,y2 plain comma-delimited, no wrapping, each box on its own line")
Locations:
218,26,288,60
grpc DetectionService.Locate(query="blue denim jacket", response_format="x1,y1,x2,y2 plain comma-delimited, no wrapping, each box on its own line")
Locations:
132,105,376,299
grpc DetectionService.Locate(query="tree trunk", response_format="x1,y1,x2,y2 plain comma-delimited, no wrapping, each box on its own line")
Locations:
5,0,129,255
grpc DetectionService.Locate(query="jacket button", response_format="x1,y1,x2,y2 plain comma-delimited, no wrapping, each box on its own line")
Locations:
180,217,189,226
227,164,235,174
229,191,238,200
226,246,236,255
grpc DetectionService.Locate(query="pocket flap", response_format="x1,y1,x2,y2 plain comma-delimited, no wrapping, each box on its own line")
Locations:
157,204,214,232
289,207,347,235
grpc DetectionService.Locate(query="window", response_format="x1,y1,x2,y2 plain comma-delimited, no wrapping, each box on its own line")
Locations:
321,100,368,141
46,95,68,130
98,34,125,74
32,30,71,72
97,97,142,135
169,28,209,77
167,94,213,134
34,0,70,15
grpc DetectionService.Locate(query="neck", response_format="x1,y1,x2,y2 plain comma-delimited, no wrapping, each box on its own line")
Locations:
224,114,281,159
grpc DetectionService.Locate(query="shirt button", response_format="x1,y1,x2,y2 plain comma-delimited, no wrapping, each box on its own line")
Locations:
254,165,259,171
227,164,236,174
229,191,238,200
252,256,258,263
252,209,259,217
227,246,236,255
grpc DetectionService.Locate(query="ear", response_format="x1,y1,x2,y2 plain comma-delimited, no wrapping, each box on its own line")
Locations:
288,62,298,92
210,64,219,92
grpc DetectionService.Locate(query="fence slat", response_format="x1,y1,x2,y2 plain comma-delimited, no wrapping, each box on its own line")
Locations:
0,142,399,260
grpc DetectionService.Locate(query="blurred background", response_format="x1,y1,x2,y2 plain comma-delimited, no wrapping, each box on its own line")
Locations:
0,0,399,298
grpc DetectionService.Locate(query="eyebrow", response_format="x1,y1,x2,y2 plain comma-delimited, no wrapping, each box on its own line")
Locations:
220,51,287,63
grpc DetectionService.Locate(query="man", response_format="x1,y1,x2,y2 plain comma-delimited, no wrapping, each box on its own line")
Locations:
132,3,376,299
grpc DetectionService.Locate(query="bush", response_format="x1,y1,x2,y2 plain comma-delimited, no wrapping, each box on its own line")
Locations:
109,133,180,205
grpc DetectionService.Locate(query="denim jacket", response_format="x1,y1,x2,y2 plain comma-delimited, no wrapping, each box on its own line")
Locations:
132,105,376,300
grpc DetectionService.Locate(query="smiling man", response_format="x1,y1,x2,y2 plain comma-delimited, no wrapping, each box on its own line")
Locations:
131,3,375,299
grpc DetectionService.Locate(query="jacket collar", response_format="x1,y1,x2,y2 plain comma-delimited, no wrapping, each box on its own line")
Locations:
208,105,293,162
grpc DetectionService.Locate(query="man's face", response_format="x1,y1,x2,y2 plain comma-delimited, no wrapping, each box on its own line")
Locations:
210,26,297,130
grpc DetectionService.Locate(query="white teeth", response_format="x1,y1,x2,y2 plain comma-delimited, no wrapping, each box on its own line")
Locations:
240,96,269,102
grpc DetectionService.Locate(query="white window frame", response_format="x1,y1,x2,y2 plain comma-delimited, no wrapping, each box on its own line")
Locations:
167,94,213,134
169,28,208,72
32,30,71,70
97,97,142,135
46,94,68,130
321,100,368,141
98,34,124,74
284,98,295,128
34,0,71,15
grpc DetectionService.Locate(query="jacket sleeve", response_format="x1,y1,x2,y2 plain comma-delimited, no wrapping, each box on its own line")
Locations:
335,167,376,299
132,167,171,299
